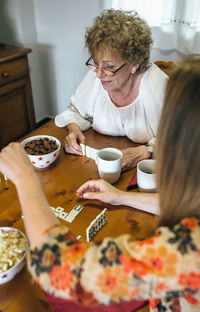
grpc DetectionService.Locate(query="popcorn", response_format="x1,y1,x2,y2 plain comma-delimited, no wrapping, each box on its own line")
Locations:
0,229,27,273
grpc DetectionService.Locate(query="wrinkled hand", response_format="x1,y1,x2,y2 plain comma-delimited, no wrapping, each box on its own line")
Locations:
0,143,35,183
122,145,149,172
76,179,122,205
64,123,85,155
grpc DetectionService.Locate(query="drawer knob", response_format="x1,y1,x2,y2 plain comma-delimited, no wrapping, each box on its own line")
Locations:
2,72,10,78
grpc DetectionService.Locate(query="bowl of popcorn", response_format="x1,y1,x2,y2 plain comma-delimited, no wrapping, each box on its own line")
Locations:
0,227,28,284
21,135,61,169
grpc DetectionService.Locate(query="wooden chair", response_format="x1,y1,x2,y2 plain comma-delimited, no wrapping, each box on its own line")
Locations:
154,60,176,76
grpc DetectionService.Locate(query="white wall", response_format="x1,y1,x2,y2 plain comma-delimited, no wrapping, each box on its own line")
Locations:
32,0,101,119
0,0,101,122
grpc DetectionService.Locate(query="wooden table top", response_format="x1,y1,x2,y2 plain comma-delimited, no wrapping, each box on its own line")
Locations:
0,119,155,312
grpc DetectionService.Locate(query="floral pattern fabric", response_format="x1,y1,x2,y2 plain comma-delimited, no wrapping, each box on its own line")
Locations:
28,217,200,311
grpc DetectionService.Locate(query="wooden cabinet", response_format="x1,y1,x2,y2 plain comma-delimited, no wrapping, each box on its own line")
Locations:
0,44,36,149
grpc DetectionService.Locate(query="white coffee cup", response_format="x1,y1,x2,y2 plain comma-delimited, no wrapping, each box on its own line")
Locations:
96,148,122,184
137,159,157,192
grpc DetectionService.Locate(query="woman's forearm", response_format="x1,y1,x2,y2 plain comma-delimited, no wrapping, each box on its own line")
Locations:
16,173,59,246
117,190,159,215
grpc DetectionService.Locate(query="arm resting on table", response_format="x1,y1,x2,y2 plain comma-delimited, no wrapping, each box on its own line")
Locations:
55,104,92,131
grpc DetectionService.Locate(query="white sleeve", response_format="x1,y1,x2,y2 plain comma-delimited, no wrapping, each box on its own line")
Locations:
55,104,92,131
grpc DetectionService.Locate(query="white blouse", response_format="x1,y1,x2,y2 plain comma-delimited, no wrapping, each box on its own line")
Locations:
55,64,168,144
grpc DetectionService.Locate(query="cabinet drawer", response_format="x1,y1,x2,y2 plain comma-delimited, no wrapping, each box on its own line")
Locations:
0,57,28,86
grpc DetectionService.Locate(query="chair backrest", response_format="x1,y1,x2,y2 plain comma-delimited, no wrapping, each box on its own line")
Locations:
154,60,176,76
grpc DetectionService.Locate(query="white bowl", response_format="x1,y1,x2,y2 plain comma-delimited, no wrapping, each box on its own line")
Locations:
0,227,28,284
21,135,61,169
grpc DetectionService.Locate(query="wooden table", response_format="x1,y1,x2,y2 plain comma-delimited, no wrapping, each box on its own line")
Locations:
0,120,156,312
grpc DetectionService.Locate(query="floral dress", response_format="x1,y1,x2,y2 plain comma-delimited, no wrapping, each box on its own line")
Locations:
28,217,200,311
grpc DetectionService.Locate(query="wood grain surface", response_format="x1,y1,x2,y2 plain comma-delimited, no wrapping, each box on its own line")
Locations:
0,120,155,311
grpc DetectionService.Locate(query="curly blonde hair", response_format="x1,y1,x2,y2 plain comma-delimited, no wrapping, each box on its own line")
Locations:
85,9,153,72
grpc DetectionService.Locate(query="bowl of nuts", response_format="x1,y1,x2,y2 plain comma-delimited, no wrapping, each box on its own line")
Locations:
0,227,28,284
21,135,61,169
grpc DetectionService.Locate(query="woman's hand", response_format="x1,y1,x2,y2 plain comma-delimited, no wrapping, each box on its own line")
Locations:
0,143,35,184
76,179,123,205
64,123,85,155
122,145,150,172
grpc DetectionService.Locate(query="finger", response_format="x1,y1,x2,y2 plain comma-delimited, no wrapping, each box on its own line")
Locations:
76,186,91,197
121,162,128,171
76,184,90,197
64,146,82,155
82,191,104,200
76,180,101,195
76,185,96,197
65,136,82,154
64,138,82,155
68,138,82,153
78,133,86,145
72,144,82,154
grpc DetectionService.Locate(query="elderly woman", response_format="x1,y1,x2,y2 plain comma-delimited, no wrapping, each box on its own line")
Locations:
0,57,199,312
55,9,168,171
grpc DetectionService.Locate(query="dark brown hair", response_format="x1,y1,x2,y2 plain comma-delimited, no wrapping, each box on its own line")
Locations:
157,57,200,227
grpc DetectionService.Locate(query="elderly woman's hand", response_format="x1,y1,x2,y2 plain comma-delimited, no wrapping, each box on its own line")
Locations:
122,146,150,172
64,123,85,155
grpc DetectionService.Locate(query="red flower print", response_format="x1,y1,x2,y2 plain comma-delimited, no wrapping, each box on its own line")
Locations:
182,218,196,229
144,246,178,277
2,274,7,278
155,281,169,294
149,256,164,271
102,274,117,290
184,294,199,305
97,266,129,301
149,298,159,309
32,161,36,164
69,244,84,256
49,263,74,291
53,153,57,157
137,233,160,246
129,287,140,299
46,160,50,164
120,254,147,276
61,242,87,265
178,272,200,290
38,157,43,161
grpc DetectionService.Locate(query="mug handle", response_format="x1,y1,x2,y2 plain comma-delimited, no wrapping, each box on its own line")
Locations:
95,150,98,165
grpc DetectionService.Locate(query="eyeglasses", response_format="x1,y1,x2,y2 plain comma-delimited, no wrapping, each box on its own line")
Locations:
86,57,126,77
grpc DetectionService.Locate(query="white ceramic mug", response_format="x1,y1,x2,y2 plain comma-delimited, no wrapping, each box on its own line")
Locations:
137,159,157,192
96,148,122,184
